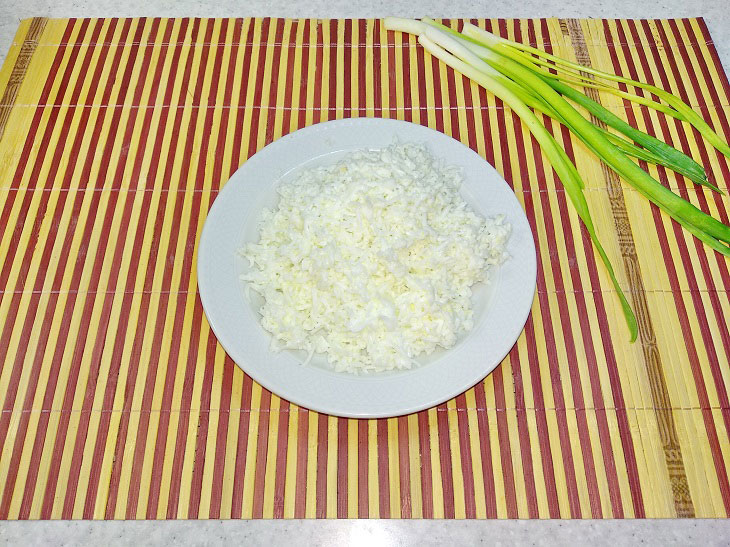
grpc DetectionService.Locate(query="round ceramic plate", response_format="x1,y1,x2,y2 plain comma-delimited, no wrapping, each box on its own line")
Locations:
198,118,536,418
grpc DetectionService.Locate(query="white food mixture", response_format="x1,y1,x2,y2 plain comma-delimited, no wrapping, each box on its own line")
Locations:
241,142,510,373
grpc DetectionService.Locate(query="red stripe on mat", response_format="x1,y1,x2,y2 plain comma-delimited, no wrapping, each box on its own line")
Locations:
231,375,254,518
251,389,273,519
273,400,291,519
483,20,518,517
295,20,312,136
327,19,338,121
313,20,324,123
342,19,352,119
292,406,308,519
435,408,455,519
228,20,256,178
373,21,382,118
157,18,219,519
524,18,600,519
400,32,413,123
451,61,478,520
661,20,730,407
413,26,427,126
425,28,455,520
120,17,203,519
508,21,565,519
537,19,625,518
358,419,369,518
417,411,434,518
609,18,730,515
454,395,477,519
249,17,285,521
102,18,193,519
612,19,730,508
357,20,367,118
491,20,539,519
473,383,498,518
188,332,221,518
79,17,165,518
0,22,92,455
60,18,150,519
315,414,328,518
30,16,130,517
0,18,106,519
279,20,297,136
6,19,128,520
208,19,244,519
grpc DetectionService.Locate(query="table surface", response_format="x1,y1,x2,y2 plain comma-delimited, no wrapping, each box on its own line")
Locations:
1,0,729,544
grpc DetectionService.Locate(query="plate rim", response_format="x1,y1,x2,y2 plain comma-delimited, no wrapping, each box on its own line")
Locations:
198,118,537,418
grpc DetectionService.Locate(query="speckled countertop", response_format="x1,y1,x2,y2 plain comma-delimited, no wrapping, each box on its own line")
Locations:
1,0,729,70
1,519,730,546
0,0,729,545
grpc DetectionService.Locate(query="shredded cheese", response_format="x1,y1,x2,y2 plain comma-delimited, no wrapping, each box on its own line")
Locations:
241,142,510,373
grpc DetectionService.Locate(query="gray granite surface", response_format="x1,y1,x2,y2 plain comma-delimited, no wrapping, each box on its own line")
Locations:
0,0,729,544
1,519,730,546
0,0,729,71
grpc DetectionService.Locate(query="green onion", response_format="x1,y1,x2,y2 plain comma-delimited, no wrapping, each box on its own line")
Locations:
489,63,714,190
537,71,687,120
461,23,730,161
394,20,638,341
384,17,730,341
544,78,718,192
673,216,730,257
420,19,730,244
421,19,715,192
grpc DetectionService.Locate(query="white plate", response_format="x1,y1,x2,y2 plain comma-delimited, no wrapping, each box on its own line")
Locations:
198,118,536,418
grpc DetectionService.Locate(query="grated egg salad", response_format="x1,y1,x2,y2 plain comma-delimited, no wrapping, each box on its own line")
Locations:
240,142,510,373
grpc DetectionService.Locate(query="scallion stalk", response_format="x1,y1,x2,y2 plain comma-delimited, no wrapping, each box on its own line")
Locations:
427,22,730,244
416,23,638,340
383,17,730,341
421,19,714,191
461,23,730,160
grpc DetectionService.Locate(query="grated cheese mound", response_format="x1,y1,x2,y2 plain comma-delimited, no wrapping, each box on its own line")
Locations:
241,142,510,373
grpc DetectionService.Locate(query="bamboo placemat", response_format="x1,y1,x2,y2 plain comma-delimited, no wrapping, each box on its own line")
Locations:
0,17,729,520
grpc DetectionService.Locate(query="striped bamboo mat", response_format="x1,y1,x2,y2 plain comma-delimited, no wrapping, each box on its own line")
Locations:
0,16,729,520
